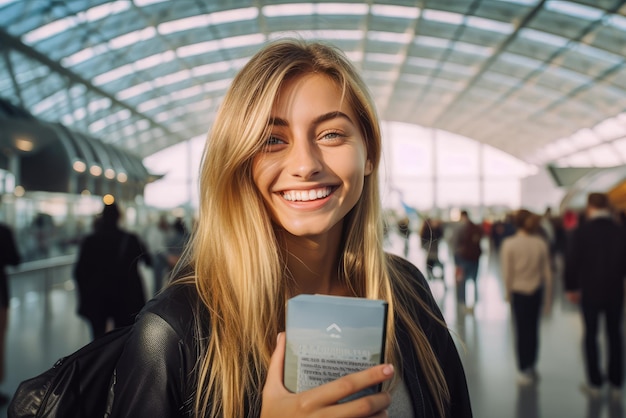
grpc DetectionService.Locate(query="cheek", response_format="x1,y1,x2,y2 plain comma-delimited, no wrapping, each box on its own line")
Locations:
251,157,276,195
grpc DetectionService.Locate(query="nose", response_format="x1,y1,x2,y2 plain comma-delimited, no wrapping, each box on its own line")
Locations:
287,138,323,179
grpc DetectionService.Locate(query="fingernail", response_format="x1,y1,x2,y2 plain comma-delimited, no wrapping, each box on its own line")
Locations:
383,364,394,376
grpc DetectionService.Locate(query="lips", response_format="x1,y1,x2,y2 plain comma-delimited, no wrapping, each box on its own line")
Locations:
281,186,334,202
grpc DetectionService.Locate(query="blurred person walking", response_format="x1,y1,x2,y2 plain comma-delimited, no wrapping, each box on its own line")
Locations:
396,215,411,258
144,213,170,294
0,209,20,405
74,202,152,339
420,217,445,286
565,192,626,401
453,210,484,314
165,217,190,276
500,209,553,386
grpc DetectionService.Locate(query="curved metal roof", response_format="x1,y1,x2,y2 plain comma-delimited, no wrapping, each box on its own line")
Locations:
2,0,626,167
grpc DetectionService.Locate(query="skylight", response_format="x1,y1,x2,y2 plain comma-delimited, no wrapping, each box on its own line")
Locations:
115,81,154,101
135,50,176,71
588,144,623,166
406,57,439,69
367,31,412,44
263,3,314,17
191,61,232,77
153,70,192,88
22,1,130,44
414,36,451,49
453,41,493,56
422,9,464,25
593,117,626,141
133,0,168,6
465,16,514,34
606,13,626,31
519,28,570,48
570,128,601,148
269,30,361,41
221,33,264,49
177,34,264,59
499,52,543,69
61,44,108,67
316,3,368,15
366,52,404,65
613,137,626,159
93,64,135,86
158,7,258,35
563,152,592,166
109,27,157,50
573,43,622,65
545,0,604,22
177,40,220,58
371,4,419,19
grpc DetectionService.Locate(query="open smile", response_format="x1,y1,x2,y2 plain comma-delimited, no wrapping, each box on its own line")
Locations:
280,186,335,202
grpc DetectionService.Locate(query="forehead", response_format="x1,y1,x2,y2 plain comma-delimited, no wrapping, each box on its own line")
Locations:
271,73,349,118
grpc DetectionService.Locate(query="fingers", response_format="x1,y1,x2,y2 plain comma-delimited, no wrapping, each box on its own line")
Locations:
318,388,392,417
300,363,395,407
265,332,287,393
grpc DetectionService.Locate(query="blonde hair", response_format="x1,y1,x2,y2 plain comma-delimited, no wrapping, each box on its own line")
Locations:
175,38,450,417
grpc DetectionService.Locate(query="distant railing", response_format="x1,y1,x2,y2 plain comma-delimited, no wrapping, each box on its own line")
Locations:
7,254,77,315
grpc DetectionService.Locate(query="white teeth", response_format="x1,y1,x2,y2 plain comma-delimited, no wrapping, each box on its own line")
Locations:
283,187,331,201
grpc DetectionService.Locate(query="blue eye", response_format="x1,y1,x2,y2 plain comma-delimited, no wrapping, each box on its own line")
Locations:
266,135,285,145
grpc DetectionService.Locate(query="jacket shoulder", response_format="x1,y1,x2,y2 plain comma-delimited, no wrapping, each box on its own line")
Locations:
139,283,202,337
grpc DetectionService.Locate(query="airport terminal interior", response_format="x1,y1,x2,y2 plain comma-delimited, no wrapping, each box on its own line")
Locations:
3,0,626,417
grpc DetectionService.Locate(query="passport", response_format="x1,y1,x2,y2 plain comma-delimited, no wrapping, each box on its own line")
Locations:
283,294,388,401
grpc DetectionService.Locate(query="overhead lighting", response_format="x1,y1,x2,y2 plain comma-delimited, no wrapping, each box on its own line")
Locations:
90,165,103,176
103,194,115,205
14,137,34,152
104,168,116,179
73,161,87,173
13,185,25,197
117,172,128,183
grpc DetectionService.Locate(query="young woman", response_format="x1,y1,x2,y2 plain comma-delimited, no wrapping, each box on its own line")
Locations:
108,39,472,417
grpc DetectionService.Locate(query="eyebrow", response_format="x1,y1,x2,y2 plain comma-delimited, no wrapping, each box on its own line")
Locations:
269,111,354,127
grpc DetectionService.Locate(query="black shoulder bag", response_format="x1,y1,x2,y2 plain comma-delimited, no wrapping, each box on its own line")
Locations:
8,325,131,417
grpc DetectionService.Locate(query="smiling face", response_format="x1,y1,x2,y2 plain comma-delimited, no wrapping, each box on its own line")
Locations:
252,73,372,239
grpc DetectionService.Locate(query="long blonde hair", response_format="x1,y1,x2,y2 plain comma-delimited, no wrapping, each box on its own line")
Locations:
175,38,450,417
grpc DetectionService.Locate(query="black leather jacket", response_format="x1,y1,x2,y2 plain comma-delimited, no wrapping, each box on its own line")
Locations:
108,255,472,417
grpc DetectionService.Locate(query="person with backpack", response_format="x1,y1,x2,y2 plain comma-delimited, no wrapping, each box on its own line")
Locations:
10,39,472,418
453,210,484,314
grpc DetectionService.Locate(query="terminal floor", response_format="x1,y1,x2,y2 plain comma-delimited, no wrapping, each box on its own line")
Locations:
1,233,625,417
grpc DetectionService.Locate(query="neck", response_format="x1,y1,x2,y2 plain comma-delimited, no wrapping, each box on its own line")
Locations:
282,224,349,297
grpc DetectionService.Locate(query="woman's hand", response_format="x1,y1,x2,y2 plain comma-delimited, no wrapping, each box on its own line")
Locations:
261,333,394,418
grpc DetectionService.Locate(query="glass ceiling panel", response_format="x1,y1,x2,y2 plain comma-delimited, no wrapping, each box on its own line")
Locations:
588,143,623,166
545,0,604,21
367,31,412,44
465,16,514,34
370,4,420,19
606,13,626,31
593,117,626,141
22,1,130,44
612,137,626,159
519,28,570,48
262,3,315,17
422,9,465,25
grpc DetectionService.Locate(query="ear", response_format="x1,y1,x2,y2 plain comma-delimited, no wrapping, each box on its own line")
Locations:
364,159,373,176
